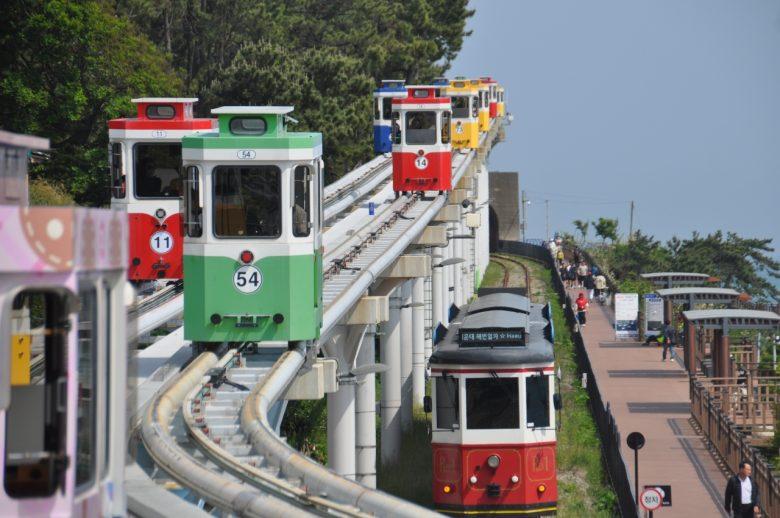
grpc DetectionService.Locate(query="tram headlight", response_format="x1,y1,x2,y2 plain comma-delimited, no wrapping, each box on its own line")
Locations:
487,454,500,469
155,208,166,220
443,483,455,494
469,475,477,484
537,483,547,493
511,475,519,484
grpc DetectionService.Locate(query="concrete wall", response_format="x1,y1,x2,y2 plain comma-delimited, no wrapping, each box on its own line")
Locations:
488,171,520,242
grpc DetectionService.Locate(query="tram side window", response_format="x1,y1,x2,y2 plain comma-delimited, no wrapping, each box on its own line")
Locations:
110,143,125,199
292,165,311,237
391,112,402,144
134,143,182,198
184,166,202,237
441,112,451,144
382,98,393,120
466,377,519,429
213,166,281,238
4,291,69,498
435,376,459,429
526,375,551,428
76,284,98,492
405,111,437,145
472,97,479,118
452,96,470,118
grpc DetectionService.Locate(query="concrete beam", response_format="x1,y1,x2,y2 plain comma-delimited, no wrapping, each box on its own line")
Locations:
283,358,337,400
414,225,448,247
448,189,470,205
346,296,389,325
456,176,475,190
433,204,460,223
381,254,431,278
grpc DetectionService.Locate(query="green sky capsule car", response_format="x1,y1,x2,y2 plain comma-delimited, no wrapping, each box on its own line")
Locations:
182,106,323,344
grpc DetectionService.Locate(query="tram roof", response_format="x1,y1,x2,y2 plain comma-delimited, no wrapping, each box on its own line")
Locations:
682,309,780,329
430,300,554,366
467,292,530,315
211,106,294,115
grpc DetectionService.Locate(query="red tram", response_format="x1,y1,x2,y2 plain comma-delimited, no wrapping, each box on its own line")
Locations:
428,292,559,516
108,98,215,282
391,85,452,194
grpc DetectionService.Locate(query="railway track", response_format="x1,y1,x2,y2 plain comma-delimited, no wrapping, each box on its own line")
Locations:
491,253,531,292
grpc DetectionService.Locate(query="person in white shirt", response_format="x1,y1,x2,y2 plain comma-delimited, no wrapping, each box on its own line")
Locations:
725,460,760,517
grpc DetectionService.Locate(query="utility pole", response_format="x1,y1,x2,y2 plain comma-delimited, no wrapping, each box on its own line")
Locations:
521,190,527,242
545,199,549,242
629,200,635,241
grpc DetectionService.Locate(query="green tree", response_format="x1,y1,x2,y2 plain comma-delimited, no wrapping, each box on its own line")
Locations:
667,231,779,300
607,230,671,281
593,217,619,244
0,0,183,204
573,219,589,244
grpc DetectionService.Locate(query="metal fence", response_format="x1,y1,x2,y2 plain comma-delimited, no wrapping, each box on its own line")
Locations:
498,240,638,518
690,378,780,518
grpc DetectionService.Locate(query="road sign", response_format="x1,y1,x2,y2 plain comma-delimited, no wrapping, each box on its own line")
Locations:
640,487,662,511
644,485,672,507
626,431,645,450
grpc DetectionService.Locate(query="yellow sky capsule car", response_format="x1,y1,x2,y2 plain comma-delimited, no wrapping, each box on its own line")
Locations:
447,78,480,149
497,85,506,117
470,79,490,132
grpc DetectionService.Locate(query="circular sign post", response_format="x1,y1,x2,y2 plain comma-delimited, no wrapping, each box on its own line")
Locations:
626,432,646,507
640,487,662,513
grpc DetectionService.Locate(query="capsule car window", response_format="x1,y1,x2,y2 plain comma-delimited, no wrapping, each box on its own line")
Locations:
230,117,267,135
146,104,175,119
382,97,393,120
405,111,437,145
213,165,281,238
451,96,470,118
133,143,182,198
526,375,551,428
436,376,459,429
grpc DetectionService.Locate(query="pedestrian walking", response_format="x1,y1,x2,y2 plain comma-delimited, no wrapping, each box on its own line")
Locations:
576,261,589,288
575,292,588,328
584,270,595,300
556,247,565,266
594,273,607,302
725,460,761,517
661,319,675,361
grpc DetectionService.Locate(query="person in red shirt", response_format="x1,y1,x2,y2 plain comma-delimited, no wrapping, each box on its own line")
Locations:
575,292,588,328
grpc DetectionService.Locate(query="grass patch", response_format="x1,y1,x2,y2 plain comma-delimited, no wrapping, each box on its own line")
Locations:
481,260,505,288
377,407,433,506
505,254,617,517
280,398,328,464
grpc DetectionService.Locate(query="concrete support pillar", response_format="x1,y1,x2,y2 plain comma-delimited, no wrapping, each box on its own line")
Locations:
453,220,464,307
327,382,356,479
412,278,426,408
441,241,451,326
355,328,377,487
380,293,402,464
432,259,443,343
400,282,413,431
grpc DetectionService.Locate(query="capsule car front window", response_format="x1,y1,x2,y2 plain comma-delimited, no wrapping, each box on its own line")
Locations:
382,98,393,120
292,165,311,237
526,375,551,428
405,111,437,145
4,290,69,498
391,112,402,144
146,104,175,119
451,96,470,119
466,377,519,429
76,283,97,492
213,165,281,238
133,143,182,199
184,166,202,237
435,376,459,429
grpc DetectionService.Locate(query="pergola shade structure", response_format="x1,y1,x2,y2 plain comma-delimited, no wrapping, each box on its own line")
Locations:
681,309,780,377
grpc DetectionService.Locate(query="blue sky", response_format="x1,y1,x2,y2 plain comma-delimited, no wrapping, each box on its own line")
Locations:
450,0,779,252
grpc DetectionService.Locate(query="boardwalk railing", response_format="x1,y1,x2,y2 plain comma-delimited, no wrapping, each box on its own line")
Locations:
690,378,780,517
498,240,638,518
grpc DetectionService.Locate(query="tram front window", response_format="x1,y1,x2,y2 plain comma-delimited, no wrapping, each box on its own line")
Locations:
405,111,437,145
435,376,459,430
466,377,519,429
134,143,182,199
4,290,69,498
526,375,551,428
382,98,393,120
213,166,282,238
451,96,470,119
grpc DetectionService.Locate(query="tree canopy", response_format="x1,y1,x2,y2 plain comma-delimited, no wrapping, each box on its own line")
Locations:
1,0,474,204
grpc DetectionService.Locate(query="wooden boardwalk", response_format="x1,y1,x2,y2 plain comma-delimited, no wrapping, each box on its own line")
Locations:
568,289,731,517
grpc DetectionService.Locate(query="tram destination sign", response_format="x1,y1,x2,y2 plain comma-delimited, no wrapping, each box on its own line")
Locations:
458,328,526,347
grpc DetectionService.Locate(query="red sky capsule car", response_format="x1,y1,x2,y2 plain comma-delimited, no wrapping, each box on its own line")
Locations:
108,98,215,282
391,86,452,195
